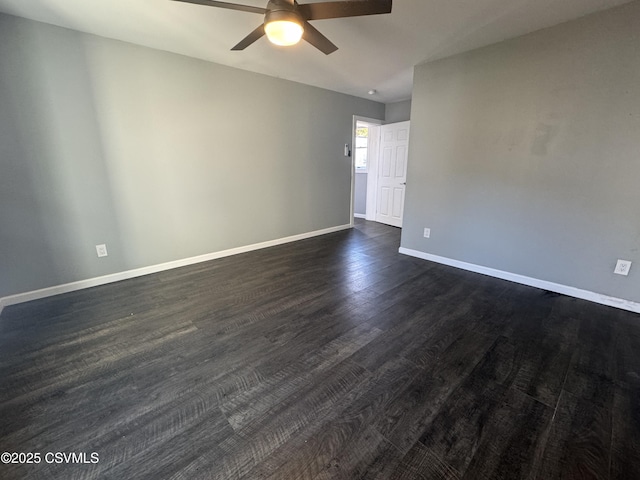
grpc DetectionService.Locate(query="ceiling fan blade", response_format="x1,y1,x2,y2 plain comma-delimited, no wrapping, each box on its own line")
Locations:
231,24,266,50
298,0,391,21
302,22,338,55
172,0,266,15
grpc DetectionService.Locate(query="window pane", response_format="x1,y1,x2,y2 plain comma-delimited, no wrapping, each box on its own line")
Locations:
355,124,368,170
355,148,367,169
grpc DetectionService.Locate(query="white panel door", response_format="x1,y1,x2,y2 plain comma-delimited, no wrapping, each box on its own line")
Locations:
376,121,410,228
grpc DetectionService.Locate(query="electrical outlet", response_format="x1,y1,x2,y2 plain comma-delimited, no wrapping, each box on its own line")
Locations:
96,244,108,258
614,259,631,276
423,228,431,238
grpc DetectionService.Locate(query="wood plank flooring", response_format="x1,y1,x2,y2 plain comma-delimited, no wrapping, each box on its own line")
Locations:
1,219,639,479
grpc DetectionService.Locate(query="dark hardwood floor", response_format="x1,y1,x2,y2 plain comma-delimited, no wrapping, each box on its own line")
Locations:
1,219,639,480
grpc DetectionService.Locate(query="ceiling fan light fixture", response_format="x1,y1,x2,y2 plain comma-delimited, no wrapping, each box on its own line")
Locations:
265,19,304,46
263,7,304,47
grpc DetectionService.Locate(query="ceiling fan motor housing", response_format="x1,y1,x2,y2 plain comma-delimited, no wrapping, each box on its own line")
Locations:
265,0,304,24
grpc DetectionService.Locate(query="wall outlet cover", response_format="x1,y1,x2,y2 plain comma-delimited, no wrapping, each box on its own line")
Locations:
423,228,431,238
96,244,108,258
614,259,631,276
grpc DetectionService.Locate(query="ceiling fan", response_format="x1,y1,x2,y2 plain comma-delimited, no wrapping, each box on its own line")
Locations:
172,0,393,54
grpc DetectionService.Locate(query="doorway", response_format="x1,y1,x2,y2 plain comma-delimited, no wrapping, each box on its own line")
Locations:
352,118,410,228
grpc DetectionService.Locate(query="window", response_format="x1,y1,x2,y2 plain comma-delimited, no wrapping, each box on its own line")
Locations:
355,124,369,171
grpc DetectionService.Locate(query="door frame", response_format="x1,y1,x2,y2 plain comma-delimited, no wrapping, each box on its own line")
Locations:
351,115,383,226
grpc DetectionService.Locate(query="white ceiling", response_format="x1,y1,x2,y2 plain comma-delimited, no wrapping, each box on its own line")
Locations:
0,0,633,103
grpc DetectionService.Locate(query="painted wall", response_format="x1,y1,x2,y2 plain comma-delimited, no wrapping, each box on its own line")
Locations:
354,173,367,215
0,14,384,298
385,100,412,123
401,2,640,304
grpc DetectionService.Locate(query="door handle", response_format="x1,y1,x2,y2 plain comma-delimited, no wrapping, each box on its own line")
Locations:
401,182,406,185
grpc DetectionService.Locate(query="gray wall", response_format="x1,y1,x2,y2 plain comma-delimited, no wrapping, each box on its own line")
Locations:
354,172,367,215
401,1,640,304
0,13,384,298
385,100,411,123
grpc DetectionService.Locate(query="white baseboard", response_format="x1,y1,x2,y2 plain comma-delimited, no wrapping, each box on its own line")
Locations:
399,247,640,314
0,224,352,314
354,213,366,219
